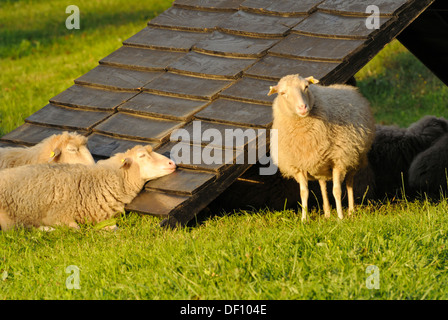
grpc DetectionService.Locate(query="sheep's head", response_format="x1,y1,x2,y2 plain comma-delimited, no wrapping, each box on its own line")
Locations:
268,74,319,118
46,132,95,165
120,145,176,181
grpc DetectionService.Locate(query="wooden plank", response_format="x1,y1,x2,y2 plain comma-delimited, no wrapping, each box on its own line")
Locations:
245,54,339,81
0,123,88,146
143,72,232,100
217,10,305,37
87,133,160,159
125,190,189,217
118,92,209,121
93,112,184,142
75,65,163,91
49,85,136,111
168,51,257,80
219,76,276,105
145,168,216,195
155,141,232,173
25,104,112,131
318,0,409,17
268,33,365,62
173,0,243,11
148,7,233,32
241,0,323,16
193,31,281,58
123,27,209,52
194,98,272,128
293,11,391,39
177,120,260,150
100,46,185,71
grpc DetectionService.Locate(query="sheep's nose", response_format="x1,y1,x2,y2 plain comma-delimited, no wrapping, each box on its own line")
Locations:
168,160,176,169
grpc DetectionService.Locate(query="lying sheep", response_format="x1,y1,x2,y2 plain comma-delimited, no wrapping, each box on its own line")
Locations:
408,132,448,197
268,74,375,220
0,145,176,230
369,116,448,198
0,131,95,169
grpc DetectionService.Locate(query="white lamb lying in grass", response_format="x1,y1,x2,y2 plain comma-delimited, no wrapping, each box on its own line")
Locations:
0,145,176,231
269,74,375,221
0,131,95,169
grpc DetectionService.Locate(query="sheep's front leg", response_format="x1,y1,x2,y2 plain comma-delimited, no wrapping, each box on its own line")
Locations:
295,171,309,222
0,210,15,231
318,180,331,218
332,168,345,219
346,172,355,216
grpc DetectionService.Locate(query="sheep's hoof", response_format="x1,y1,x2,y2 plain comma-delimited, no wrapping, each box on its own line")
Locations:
38,226,55,232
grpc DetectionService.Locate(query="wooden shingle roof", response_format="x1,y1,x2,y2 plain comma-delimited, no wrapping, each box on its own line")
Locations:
0,0,436,227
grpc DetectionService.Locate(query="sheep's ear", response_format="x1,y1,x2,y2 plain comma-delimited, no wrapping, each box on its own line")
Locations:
145,145,153,154
119,157,133,169
268,85,279,96
48,148,61,163
305,76,319,84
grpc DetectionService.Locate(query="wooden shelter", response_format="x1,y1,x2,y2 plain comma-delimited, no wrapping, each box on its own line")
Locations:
0,0,443,227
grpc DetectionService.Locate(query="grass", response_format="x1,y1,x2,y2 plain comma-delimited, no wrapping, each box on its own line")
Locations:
1,0,448,300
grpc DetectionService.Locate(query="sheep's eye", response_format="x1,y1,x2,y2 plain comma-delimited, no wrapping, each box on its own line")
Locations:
67,147,78,153
304,85,309,90
139,153,146,158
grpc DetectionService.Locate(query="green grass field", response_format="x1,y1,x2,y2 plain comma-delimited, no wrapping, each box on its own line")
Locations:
1,0,448,300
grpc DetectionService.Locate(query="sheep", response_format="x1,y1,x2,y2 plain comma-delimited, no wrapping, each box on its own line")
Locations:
368,116,448,198
0,131,95,169
0,145,176,231
408,132,448,197
268,74,375,221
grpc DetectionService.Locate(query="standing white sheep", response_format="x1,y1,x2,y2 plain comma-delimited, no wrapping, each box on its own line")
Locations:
0,145,176,230
0,131,95,169
268,74,375,220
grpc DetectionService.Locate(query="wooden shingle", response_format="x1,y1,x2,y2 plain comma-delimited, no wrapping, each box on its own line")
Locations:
193,31,281,58
25,104,112,131
269,34,365,62
50,85,136,111
173,0,244,11
123,27,209,52
143,72,232,100
217,10,305,37
194,98,272,128
293,11,391,39
219,77,276,105
75,65,163,91
125,190,189,217
149,7,233,32
145,168,216,195
93,112,183,143
241,0,323,16
245,55,339,81
168,51,257,79
318,0,409,16
119,92,209,121
100,47,185,71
